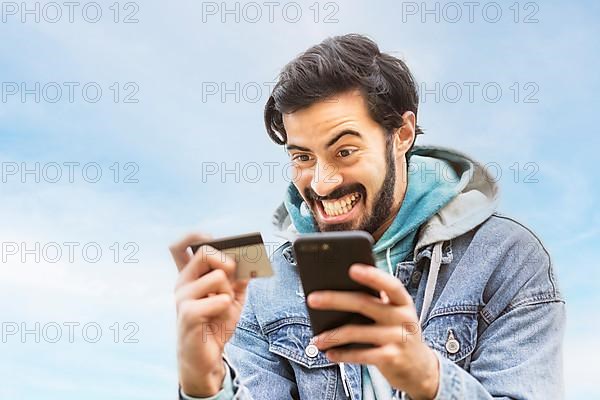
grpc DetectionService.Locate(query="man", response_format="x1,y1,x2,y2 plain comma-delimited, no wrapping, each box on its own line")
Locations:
171,34,565,399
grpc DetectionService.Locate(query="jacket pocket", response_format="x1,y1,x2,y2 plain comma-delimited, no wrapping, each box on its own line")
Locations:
422,307,479,368
264,317,336,368
264,318,340,400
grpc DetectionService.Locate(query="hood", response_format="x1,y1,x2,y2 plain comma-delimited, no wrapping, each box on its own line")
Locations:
271,145,500,259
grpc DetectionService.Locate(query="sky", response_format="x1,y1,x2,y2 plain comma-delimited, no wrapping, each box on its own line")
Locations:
1,0,599,398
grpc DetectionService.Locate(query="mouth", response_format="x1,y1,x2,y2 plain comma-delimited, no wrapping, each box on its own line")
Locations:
314,192,363,224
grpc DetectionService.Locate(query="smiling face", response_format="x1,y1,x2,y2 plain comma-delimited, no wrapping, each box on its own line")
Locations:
284,90,416,241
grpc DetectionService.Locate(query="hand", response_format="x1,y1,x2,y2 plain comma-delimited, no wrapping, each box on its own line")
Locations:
307,264,440,400
170,233,250,397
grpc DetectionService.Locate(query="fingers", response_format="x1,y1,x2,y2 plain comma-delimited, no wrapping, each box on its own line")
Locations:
178,294,235,324
315,323,420,350
231,279,250,304
171,232,247,322
307,291,390,322
176,245,236,288
349,264,413,306
169,232,213,271
176,269,235,305
323,344,390,365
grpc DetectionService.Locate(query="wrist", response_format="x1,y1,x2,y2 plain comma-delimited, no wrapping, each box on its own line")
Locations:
180,360,226,397
407,348,440,400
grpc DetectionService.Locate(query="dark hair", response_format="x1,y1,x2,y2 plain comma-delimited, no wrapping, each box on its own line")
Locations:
264,34,423,155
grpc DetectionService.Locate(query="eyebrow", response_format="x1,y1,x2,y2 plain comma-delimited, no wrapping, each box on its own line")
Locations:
285,130,362,152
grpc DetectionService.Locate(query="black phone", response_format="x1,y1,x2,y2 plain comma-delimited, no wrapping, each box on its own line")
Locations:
293,231,379,349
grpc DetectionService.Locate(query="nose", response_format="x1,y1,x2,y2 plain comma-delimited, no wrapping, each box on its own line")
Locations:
310,160,342,197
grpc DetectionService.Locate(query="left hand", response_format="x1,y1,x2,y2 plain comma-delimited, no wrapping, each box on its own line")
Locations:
307,264,440,400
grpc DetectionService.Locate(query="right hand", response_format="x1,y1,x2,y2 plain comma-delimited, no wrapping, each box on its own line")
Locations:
170,233,250,397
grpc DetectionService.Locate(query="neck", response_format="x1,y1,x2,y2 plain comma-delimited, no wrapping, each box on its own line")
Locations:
371,199,402,242
371,168,408,242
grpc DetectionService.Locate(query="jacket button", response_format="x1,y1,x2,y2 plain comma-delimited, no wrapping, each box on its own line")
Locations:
411,271,422,285
445,329,460,354
305,344,319,358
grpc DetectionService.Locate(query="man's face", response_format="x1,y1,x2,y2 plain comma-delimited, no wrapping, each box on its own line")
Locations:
283,90,415,238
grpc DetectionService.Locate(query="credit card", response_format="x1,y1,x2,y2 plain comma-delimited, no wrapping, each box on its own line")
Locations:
190,232,274,280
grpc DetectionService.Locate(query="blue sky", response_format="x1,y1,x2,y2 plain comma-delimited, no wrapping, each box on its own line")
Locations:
1,0,598,398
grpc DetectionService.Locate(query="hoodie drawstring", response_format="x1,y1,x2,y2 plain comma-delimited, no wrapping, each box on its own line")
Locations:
385,247,393,276
419,241,443,326
339,362,351,397
396,241,444,400
338,243,443,399
385,242,443,326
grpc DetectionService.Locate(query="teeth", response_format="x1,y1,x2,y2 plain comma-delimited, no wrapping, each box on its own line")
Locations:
321,192,361,217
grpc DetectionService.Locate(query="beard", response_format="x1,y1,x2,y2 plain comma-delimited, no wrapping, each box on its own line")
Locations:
304,141,396,235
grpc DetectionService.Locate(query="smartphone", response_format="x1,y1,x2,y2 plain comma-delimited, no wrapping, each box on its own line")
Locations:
190,232,274,280
293,231,379,349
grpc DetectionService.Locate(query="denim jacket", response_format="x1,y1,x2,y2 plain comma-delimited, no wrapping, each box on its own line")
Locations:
180,146,565,399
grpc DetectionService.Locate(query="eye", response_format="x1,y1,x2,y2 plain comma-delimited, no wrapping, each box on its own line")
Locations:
337,148,357,158
292,153,312,163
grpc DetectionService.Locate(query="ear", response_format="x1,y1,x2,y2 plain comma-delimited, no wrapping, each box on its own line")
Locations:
392,111,416,158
